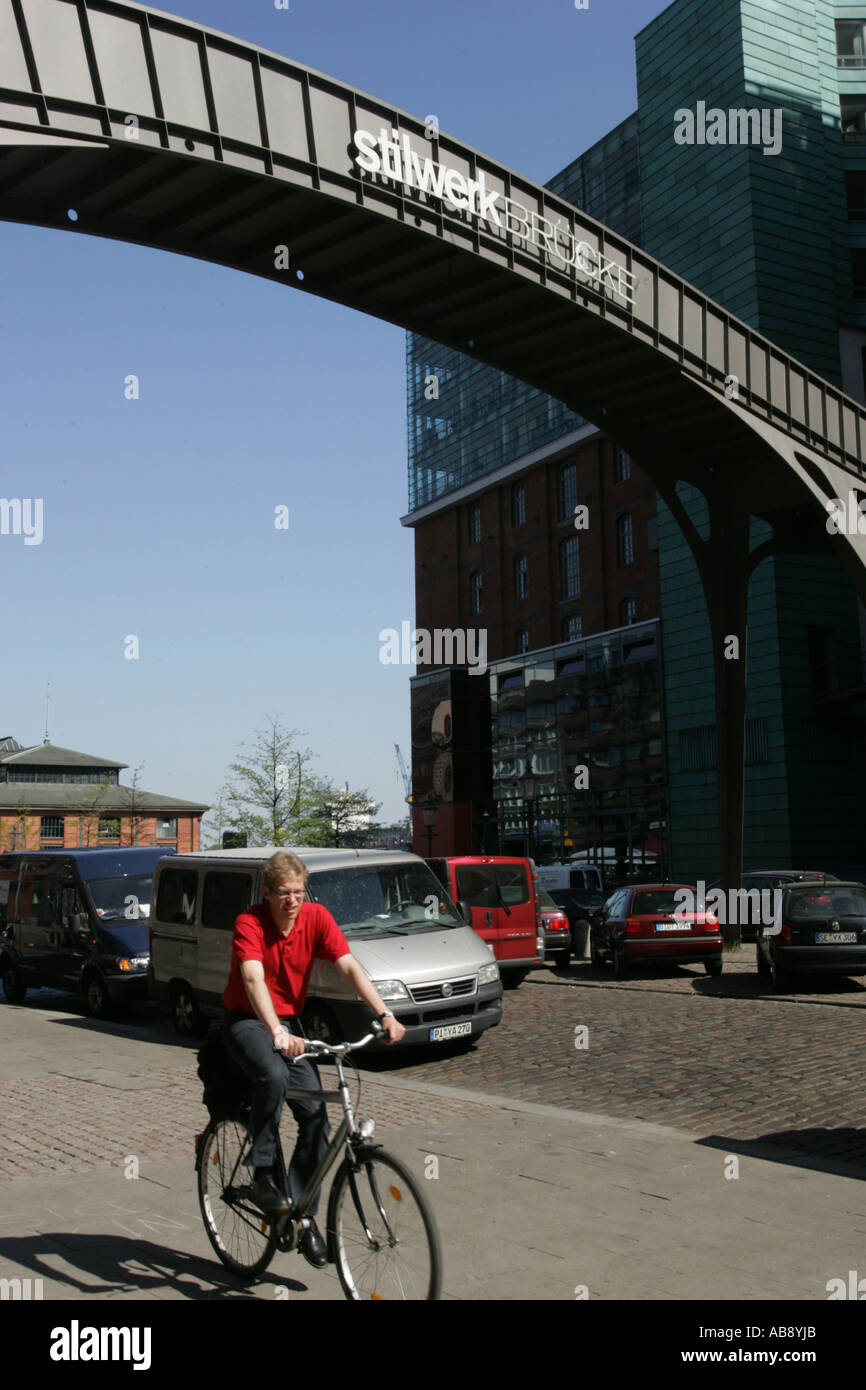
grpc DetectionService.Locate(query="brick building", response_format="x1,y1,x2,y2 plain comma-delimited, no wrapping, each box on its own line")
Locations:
0,738,207,852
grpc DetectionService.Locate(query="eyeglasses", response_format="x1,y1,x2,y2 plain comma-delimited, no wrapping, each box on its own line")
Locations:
273,888,305,903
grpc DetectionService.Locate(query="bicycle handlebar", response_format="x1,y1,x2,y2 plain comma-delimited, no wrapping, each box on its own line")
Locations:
273,1020,384,1059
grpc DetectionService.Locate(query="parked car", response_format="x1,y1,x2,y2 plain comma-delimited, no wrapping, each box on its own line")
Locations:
538,889,572,967
535,863,605,895
0,846,172,1016
426,855,544,988
704,870,839,942
755,880,866,992
149,847,504,1048
590,883,722,978
547,886,605,960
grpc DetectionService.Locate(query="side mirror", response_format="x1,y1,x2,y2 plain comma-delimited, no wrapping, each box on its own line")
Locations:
455,899,472,925
71,913,89,940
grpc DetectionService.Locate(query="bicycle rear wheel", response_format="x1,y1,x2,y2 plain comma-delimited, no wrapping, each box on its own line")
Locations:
197,1116,277,1280
329,1148,442,1300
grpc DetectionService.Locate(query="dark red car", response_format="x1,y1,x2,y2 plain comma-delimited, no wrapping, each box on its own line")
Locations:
590,883,722,979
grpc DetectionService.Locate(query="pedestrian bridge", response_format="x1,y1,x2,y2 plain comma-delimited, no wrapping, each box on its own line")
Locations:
1,0,864,892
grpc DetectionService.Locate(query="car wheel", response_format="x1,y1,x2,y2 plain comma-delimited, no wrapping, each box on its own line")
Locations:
755,943,770,978
502,969,529,989
572,921,589,959
172,982,208,1037
556,949,571,969
612,944,627,980
589,936,603,969
83,971,110,1019
769,952,790,994
1,960,27,1004
704,957,723,977
303,1002,341,1045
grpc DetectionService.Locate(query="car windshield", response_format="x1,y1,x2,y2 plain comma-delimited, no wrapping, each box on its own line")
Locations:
87,875,153,919
454,864,529,907
787,886,866,919
538,889,558,909
632,890,687,915
306,863,463,937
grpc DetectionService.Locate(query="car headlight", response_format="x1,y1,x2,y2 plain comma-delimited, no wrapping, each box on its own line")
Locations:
371,979,409,1001
118,956,149,972
477,962,500,986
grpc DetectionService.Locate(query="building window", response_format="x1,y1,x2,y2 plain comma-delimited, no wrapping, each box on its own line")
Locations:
837,20,866,66
512,483,526,527
469,504,481,545
560,536,580,599
98,818,120,840
853,249,866,296
558,461,577,521
617,514,635,565
841,96,866,138
846,171,866,219
620,597,637,626
614,446,631,482
516,628,529,654
156,817,178,839
515,554,528,600
562,613,582,641
40,816,63,840
470,571,483,615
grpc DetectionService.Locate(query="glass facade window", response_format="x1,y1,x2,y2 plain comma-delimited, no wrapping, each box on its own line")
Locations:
853,249,866,295
515,554,527,600
615,446,631,482
40,815,63,839
620,597,637,626
470,571,483,615
617,514,634,565
559,462,577,521
846,171,866,218
562,613,582,641
469,504,481,545
841,96,866,138
516,628,529,653
512,483,526,527
156,816,178,839
560,536,580,599
837,20,866,65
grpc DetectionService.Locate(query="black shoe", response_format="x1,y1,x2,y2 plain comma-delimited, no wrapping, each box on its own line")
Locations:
298,1218,328,1269
250,1171,291,1217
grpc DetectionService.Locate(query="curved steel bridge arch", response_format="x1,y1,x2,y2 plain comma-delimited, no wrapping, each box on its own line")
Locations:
1,0,864,894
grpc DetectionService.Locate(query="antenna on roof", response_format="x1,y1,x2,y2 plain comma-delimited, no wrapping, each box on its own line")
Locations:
44,682,50,744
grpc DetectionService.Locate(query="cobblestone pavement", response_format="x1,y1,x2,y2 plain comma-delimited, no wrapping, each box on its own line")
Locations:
2,948,865,1180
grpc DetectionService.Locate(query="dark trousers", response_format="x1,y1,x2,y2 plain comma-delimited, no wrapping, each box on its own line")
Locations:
222,1014,330,1216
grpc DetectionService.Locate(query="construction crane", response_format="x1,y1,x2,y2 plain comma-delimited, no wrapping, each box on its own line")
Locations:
394,743,412,805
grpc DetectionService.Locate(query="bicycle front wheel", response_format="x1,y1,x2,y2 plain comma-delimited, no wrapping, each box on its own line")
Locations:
329,1148,442,1300
197,1116,277,1280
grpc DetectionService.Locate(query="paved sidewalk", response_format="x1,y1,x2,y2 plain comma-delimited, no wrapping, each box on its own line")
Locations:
1,1080,864,1301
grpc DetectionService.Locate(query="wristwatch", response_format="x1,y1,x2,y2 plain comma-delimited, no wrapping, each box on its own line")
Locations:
377,1010,394,1022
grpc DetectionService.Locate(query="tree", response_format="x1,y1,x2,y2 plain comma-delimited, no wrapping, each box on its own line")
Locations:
200,784,235,850
220,716,323,847
69,778,111,847
118,763,145,845
314,781,382,849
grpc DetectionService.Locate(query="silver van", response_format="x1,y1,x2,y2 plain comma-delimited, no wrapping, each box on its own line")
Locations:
148,846,503,1048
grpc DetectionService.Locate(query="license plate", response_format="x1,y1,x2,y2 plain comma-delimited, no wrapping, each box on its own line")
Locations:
815,931,857,944
655,922,690,932
429,1022,472,1042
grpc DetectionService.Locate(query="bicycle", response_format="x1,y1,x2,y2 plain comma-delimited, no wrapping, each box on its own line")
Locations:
195,1025,442,1300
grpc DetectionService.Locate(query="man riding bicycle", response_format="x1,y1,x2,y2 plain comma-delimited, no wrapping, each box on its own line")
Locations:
221,850,405,1267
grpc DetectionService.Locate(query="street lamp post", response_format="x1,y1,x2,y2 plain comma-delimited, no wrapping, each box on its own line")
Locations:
419,798,438,857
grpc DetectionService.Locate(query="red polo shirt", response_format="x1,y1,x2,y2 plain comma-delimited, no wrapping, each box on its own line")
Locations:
222,900,350,1017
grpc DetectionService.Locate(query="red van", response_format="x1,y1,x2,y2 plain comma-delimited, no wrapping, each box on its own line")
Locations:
426,856,544,988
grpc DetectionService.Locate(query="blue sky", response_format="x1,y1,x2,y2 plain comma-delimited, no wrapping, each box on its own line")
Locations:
0,0,669,826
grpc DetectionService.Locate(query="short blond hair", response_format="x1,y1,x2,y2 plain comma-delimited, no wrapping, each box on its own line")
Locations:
263,851,309,891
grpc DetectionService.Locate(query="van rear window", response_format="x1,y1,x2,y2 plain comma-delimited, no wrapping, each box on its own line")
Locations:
455,864,529,907
156,869,198,925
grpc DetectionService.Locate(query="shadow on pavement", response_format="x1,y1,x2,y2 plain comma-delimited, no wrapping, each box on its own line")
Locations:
696,1130,866,1178
0,1232,307,1299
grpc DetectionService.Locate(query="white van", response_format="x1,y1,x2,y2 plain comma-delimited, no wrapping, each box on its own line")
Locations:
148,846,503,1048
535,863,605,894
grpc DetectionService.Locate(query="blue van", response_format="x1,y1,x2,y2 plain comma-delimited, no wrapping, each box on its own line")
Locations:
0,846,173,1017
